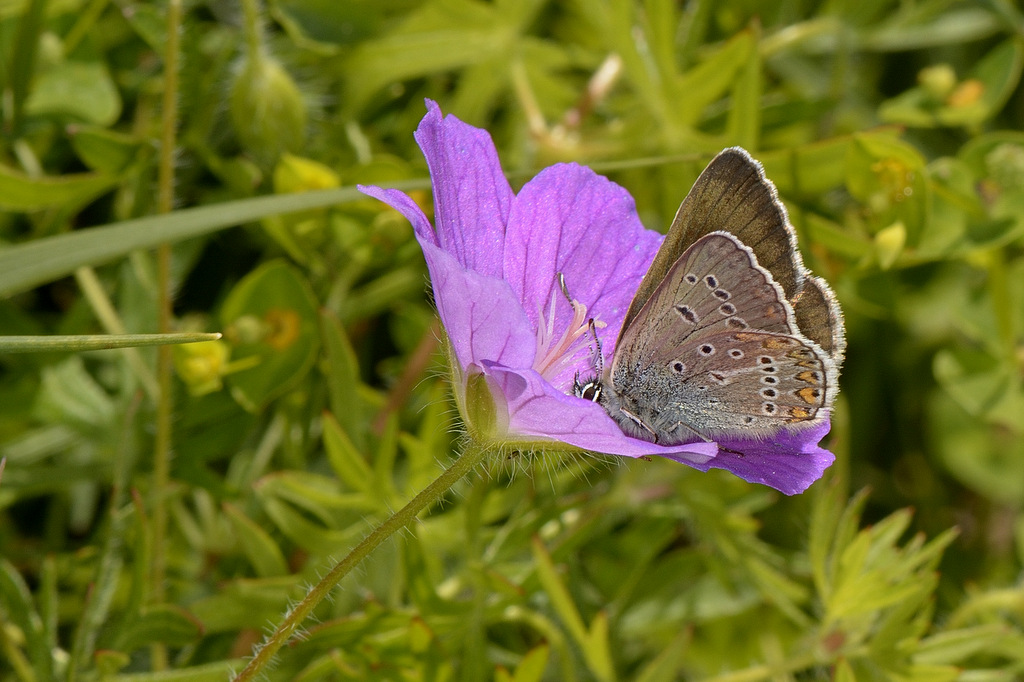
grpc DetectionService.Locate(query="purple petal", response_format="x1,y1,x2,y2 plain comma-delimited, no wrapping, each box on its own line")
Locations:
504,164,662,337
481,363,717,463
502,164,663,387
415,100,514,279
682,420,836,495
421,241,537,371
358,183,536,371
357,185,438,247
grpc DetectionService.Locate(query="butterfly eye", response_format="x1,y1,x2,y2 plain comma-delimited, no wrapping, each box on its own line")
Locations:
573,376,602,402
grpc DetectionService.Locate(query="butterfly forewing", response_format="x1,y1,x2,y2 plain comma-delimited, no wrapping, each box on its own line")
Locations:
623,148,806,334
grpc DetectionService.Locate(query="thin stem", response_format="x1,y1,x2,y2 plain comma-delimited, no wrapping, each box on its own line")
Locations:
231,442,493,682
74,266,160,400
151,0,182,672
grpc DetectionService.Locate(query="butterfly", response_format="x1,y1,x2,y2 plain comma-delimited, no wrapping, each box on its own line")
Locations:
576,147,845,445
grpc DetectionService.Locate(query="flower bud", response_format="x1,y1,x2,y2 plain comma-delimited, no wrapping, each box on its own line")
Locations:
918,64,956,99
875,221,906,270
229,52,307,166
273,153,339,193
459,365,509,443
174,340,230,395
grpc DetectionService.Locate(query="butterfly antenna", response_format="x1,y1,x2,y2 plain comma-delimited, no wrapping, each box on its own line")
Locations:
588,318,604,375
557,272,572,303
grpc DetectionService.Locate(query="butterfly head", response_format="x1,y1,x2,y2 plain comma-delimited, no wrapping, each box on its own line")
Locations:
573,372,603,403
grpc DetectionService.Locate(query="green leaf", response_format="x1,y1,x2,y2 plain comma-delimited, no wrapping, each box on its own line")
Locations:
0,164,117,213
0,332,221,353
110,661,246,682
583,610,615,682
320,311,369,450
34,356,116,433
530,536,588,649
511,643,550,682
634,629,690,682
25,60,122,124
671,31,754,131
322,411,375,496
223,503,290,578
114,605,203,653
914,624,1021,665
0,558,49,677
221,261,320,410
0,184,381,298
725,26,761,150
7,0,47,130
69,126,151,174
879,39,1024,128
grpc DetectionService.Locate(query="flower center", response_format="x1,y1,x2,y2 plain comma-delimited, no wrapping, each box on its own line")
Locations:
533,282,602,389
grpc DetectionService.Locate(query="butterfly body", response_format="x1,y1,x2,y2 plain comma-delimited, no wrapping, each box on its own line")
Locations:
579,148,844,446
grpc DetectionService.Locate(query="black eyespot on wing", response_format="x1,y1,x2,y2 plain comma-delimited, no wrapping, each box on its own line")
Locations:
675,305,699,324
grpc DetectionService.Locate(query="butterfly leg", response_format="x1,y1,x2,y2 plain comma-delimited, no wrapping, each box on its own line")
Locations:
619,408,659,442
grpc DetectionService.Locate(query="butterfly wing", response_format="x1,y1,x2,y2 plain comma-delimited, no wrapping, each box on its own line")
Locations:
615,232,797,364
622,148,806,335
605,232,837,443
793,274,846,364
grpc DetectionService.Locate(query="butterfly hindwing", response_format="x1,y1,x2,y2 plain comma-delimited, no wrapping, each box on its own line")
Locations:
605,232,836,443
614,232,796,367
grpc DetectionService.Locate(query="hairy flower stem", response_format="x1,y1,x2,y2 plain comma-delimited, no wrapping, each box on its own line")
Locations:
152,0,182,672
232,441,494,682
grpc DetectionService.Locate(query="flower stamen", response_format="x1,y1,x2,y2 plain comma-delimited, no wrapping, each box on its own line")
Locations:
533,276,604,386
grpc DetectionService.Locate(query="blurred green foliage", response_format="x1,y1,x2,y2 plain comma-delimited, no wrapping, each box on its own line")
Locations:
1,0,1024,680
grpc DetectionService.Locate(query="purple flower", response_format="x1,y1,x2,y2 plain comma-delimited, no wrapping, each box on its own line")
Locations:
359,101,834,495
